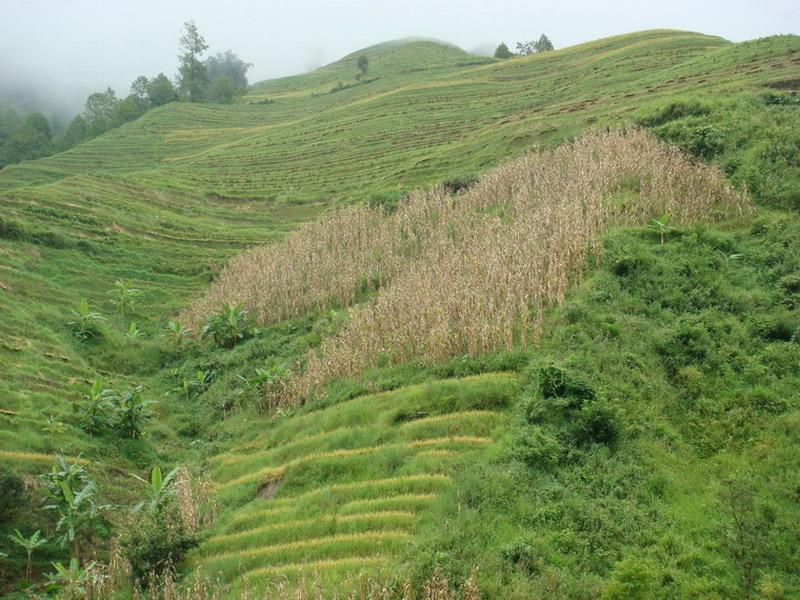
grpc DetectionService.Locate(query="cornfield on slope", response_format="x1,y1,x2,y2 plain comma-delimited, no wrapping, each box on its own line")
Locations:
187,129,749,403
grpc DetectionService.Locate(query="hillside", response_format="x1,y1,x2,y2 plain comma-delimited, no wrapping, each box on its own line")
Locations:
1,29,799,598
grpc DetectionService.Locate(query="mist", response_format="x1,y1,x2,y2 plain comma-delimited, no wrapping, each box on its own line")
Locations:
2,0,798,119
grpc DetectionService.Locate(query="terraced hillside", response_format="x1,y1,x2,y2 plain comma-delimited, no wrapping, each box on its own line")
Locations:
1,27,799,597
193,374,515,594
4,30,798,199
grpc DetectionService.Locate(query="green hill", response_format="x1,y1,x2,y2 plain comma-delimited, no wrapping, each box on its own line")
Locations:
0,29,799,598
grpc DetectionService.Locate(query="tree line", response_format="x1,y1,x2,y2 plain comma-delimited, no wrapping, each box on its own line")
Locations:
0,21,251,169
494,34,554,58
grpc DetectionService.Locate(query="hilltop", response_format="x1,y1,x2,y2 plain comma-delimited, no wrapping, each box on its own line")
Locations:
0,29,799,598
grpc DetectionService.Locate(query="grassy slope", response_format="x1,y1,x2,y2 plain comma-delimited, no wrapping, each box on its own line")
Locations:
0,29,799,594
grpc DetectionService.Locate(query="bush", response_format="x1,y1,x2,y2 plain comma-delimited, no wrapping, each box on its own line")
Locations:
538,365,597,403
635,99,710,127
656,321,713,376
119,503,197,585
577,400,620,446
499,538,547,576
512,426,564,468
0,466,26,523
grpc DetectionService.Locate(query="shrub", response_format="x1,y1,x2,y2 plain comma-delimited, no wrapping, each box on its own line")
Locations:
577,400,620,446
538,365,597,403
635,99,711,127
119,503,197,585
0,466,26,523
499,538,547,576
512,426,564,468
656,321,713,376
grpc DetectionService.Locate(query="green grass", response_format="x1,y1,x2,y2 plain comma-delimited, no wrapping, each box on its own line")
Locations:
183,374,515,594
404,216,800,598
0,28,798,597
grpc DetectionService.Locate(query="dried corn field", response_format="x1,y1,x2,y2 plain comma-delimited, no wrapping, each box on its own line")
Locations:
187,129,749,403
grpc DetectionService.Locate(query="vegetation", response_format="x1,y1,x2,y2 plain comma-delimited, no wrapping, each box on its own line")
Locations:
0,28,799,598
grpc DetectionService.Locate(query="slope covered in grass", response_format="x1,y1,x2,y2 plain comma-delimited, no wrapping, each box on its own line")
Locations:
0,28,799,597
189,374,516,595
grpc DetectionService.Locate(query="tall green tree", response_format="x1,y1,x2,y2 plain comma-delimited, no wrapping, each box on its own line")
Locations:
3,112,52,163
177,21,209,102
356,55,369,79
130,75,150,100
55,114,89,151
534,34,554,52
146,73,178,106
84,87,118,136
494,42,513,59
206,50,252,92
208,74,236,104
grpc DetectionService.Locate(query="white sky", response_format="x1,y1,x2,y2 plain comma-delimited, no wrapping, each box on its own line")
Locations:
1,0,798,116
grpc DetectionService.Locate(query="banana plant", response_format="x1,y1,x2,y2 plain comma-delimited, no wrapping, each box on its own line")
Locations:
132,465,180,514
46,557,98,598
648,213,671,245
8,529,47,581
107,279,142,314
44,478,108,562
67,299,106,340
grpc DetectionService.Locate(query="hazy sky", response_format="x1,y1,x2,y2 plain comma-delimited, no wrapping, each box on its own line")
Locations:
1,0,798,118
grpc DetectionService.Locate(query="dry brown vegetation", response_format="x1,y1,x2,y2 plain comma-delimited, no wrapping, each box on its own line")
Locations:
187,129,748,404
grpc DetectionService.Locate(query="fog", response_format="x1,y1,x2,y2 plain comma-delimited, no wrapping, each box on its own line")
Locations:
1,0,798,119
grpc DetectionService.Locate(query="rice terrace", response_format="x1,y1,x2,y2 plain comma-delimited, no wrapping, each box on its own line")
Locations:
0,1,799,598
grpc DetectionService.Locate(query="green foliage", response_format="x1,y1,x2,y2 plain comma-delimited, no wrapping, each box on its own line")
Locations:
132,465,180,514
8,529,47,581
356,54,369,79
644,94,800,209
107,279,142,314
110,385,153,439
201,303,254,348
119,501,197,585
73,380,113,435
67,298,106,340
177,20,209,102
206,50,252,91
209,74,237,104
411,221,800,596
538,365,597,402
0,466,26,523
45,557,100,599
2,112,52,164
146,73,179,106
494,42,512,59
42,457,108,557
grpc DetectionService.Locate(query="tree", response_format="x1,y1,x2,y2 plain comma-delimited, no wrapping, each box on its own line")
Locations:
3,112,52,163
146,73,178,107
177,21,209,102
208,74,236,104
113,94,148,127
206,50,252,92
84,87,118,136
515,41,535,56
56,115,89,151
131,75,149,100
494,42,513,59
534,34,554,52
356,55,369,80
